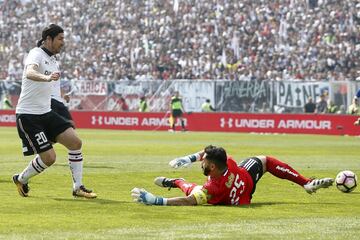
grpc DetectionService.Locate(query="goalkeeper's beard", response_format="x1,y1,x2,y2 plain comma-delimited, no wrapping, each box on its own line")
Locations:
202,165,211,176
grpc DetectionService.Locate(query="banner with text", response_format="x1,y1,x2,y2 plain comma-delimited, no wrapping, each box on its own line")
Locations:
1,110,359,135
4,80,360,113
215,80,271,112
275,81,330,109
72,80,108,96
74,112,360,136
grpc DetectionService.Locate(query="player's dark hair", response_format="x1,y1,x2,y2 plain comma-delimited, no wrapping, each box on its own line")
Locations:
37,24,64,47
204,145,227,171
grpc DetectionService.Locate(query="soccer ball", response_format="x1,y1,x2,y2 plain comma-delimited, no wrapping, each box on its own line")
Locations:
335,170,357,193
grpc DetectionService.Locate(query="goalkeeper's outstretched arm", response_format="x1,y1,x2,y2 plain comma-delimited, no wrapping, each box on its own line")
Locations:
187,150,205,162
169,150,205,169
131,188,207,206
166,195,198,206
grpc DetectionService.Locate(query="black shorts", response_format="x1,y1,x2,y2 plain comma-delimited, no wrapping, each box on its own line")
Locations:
238,157,264,195
51,98,73,121
16,111,73,156
171,109,183,118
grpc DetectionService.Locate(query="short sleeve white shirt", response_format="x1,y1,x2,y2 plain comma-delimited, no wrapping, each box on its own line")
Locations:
16,47,60,114
51,76,62,103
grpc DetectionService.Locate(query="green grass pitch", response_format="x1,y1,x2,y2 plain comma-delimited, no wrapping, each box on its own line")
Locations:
0,126,359,240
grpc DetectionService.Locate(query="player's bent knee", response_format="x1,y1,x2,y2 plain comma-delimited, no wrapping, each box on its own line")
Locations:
57,129,82,150
256,155,267,173
74,138,82,149
68,138,82,150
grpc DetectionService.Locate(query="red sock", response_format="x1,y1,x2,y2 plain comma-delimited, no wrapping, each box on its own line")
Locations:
174,179,198,196
266,156,310,186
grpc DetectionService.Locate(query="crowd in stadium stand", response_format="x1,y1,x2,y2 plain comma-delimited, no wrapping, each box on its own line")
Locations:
1,0,360,82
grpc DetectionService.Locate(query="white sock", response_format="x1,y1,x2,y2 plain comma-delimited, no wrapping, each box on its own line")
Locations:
18,155,48,184
68,149,83,190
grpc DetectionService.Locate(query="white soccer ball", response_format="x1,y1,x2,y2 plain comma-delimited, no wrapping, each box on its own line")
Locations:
335,170,357,193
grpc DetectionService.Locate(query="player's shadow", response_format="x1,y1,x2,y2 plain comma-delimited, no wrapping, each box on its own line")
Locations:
54,163,115,169
0,179,12,183
249,201,340,207
51,197,128,205
198,202,293,208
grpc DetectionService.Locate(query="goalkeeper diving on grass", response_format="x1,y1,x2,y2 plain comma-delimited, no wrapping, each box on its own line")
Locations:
131,145,334,206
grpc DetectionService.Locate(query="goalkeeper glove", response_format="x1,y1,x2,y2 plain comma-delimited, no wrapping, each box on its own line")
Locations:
169,157,192,169
131,188,167,205
169,152,202,169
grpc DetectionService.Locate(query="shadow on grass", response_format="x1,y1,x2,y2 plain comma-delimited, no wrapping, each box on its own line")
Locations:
51,197,129,205
54,163,115,169
200,201,341,208
0,179,12,183
249,201,340,207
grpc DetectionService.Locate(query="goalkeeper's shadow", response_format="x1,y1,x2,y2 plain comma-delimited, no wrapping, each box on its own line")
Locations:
52,197,130,205
249,201,340,207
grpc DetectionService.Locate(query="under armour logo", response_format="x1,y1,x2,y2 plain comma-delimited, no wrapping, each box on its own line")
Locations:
220,118,233,128
91,116,103,125
220,118,225,128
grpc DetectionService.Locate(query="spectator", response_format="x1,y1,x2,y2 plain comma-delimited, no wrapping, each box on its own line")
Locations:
336,105,346,114
139,96,148,112
201,99,215,112
326,100,338,114
119,97,129,112
1,1,359,82
2,93,13,109
348,97,360,115
304,97,316,113
316,94,328,114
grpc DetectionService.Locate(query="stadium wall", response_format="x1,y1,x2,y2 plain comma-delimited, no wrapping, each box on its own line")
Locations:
1,110,359,136
2,80,360,113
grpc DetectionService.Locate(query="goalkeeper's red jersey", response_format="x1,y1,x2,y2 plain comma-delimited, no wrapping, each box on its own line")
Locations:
202,157,254,205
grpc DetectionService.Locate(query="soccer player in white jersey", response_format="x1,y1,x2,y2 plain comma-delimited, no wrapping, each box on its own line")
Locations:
13,24,96,198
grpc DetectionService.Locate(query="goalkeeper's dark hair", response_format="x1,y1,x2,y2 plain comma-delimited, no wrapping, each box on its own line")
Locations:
37,24,64,47
204,145,227,171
